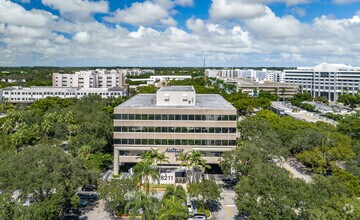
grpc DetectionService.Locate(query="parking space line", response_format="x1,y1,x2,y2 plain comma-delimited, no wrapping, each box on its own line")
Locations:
226,206,231,216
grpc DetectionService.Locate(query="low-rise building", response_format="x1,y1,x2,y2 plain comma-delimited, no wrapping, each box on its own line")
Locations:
113,86,237,175
0,86,126,103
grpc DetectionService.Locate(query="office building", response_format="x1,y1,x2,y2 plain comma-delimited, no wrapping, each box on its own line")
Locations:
128,75,192,86
265,71,285,83
284,63,360,101
205,69,267,81
0,86,125,103
53,69,125,89
113,86,237,175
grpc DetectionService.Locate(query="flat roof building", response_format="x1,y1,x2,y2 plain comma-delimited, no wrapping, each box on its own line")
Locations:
113,86,237,175
284,62,360,101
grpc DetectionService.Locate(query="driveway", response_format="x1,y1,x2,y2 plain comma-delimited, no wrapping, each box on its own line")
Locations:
80,200,111,220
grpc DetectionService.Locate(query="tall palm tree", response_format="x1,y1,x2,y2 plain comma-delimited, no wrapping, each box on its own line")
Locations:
179,151,211,183
162,185,187,202
138,148,169,166
133,160,159,193
125,191,158,220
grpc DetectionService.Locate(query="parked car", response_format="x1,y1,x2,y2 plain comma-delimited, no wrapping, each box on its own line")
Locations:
188,214,206,220
80,199,88,207
82,184,97,191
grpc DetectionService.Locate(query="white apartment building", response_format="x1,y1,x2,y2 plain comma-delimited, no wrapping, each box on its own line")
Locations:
205,69,269,81
265,71,285,83
284,63,360,101
53,69,125,89
0,86,126,103
120,68,155,76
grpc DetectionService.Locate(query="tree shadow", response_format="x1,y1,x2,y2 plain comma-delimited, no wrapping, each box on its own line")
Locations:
206,201,222,212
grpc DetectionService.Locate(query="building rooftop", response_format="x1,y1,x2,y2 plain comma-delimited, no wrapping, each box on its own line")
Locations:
158,86,195,92
116,94,236,110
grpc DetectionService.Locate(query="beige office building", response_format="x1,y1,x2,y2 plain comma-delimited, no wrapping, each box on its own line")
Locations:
113,86,237,175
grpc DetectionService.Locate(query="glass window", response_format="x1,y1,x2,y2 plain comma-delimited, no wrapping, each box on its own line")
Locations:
201,115,206,121
155,127,161,132
195,140,201,145
202,140,207,145
206,115,214,121
229,128,236,133
175,127,181,133
169,127,175,132
129,139,134,145
169,114,175,120
188,140,194,145
229,115,236,121
215,140,222,145
161,139,168,145
161,114,168,120
155,114,161,120
149,139,155,145
162,127,168,132
201,128,207,133
121,114,128,120
209,127,215,133
155,139,161,145
187,127,194,133
215,128,222,133
222,128,229,133
149,114,155,120
189,115,195,120
222,115,229,121
122,127,128,132
142,114,148,120
168,139,174,145
182,115,188,120
214,115,221,121
195,115,202,121
181,127,187,133
195,127,202,133
135,139,141,144
229,140,237,146
222,140,229,146
175,115,181,120
181,140,188,145
142,139,148,145
135,114,141,120
175,140,181,145
129,114,135,120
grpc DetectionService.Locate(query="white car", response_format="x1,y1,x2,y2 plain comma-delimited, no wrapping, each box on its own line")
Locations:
187,202,194,215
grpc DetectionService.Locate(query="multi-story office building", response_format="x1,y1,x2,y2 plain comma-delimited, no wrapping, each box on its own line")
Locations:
121,68,155,76
284,63,360,101
113,86,237,175
53,69,125,89
0,86,125,103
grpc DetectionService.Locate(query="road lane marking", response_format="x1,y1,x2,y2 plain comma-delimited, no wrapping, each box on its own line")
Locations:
226,206,231,216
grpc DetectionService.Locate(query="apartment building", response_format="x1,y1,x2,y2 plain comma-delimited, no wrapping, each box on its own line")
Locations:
205,69,267,80
284,63,360,101
0,86,125,103
113,86,237,175
264,71,285,83
53,69,125,88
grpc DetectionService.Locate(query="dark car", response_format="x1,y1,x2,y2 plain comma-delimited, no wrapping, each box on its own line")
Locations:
82,184,97,191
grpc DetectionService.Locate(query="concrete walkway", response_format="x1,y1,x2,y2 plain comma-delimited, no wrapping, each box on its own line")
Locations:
80,200,111,220
278,162,312,183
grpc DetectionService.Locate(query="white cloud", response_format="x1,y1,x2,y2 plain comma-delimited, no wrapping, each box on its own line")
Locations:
104,1,172,26
41,0,109,20
73,31,90,44
174,0,194,7
0,0,53,27
210,0,267,20
291,7,306,17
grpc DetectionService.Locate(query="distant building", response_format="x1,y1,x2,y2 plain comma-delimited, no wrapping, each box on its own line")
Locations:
205,69,267,81
284,63,360,101
113,86,237,175
265,71,285,83
120,68,155,76
0,86,125,103
129,75,192,86
53,69,125,89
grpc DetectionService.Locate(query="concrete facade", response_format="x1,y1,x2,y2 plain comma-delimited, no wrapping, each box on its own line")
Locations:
284,62,360,101
113,86,237,175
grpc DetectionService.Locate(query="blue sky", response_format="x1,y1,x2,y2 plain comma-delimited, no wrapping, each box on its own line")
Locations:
1,0,360,67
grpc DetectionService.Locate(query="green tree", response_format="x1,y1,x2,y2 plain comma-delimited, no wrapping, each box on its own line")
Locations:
133,160,159,193
178,151,210,183
125,191,158,220
188,180,221,212
99,179,136,215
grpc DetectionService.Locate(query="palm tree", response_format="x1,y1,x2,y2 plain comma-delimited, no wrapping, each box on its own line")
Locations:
138,149,169,184
133,160,159,193
162,185,187,202
158,198,188,220
179,151,211,183
125,191,158,220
